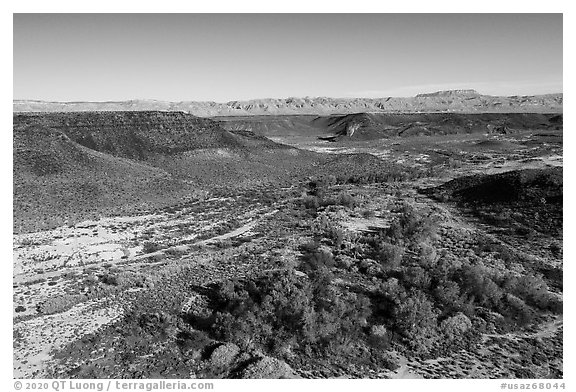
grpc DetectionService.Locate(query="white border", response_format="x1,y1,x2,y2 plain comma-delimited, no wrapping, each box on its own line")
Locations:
3,4,572,391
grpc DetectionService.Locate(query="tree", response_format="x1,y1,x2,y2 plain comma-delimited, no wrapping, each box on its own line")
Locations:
440,312,472,341
393,291,439,353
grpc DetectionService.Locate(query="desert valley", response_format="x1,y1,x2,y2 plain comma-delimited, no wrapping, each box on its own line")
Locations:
13,90,563,379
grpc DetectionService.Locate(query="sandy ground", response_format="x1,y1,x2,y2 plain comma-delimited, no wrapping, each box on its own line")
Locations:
13,195,280,378
14,298,123,378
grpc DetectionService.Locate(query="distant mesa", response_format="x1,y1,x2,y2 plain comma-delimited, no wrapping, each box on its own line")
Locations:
416,89,482,98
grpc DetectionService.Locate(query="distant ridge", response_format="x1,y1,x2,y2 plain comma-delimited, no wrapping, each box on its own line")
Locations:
416,89,481,98
13,91,563,116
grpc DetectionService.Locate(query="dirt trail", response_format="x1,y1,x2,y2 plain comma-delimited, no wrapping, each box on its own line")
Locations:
194,209,278,246
483,316,563,342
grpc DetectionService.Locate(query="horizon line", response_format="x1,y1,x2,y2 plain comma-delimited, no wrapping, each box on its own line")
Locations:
12,91,564,105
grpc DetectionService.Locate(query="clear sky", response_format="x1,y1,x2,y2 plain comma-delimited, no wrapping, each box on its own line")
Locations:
13,13,563,102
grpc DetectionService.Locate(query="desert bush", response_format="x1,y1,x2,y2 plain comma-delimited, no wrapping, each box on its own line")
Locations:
336,192,357,208
432,280,471,316
502,293,535,326
393,290,439,353
549,242,562,257
361,209,376,218
307,177,329,198
177,329,213,358
335,254,355,270
367,324,391,349
37,294,86,315
330,163,428,185
440,312,472,341
386,204,438,246
504,275,562,313
303,195,320,210
311,214,344,248
299,238,321,252
432,252,463,278
99,271,150,288
204,269,372,358
372,277,408,321
458,264,503,309
376,242,404,270
99,273,119,286
402,265,432,290
300,247,335,273
142,241,162,254
138,311,177,339
418,243,438,267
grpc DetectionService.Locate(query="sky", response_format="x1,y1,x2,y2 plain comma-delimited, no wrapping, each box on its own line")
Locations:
13,13,563,102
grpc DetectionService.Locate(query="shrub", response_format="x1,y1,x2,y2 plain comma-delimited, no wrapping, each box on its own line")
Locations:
503,293,535,326
336,192,357,208
335,254,355,270
459,264,503,309
138,311,176,339
300,243,335,273
303,195,320,210
386,204,437,246
37,294,85,315
376,242,404,270
433,280,468,315
204,269,372,357
177,329,213,358
299,239,321,254
402,266,432,290
361,209,376,218
418,243,438,267
504,275,562,313
368,324,391,349
549,242,562,257
307,178,328,198
393,291,439,353
311,214,344,247
99,271,149,288
99,273,119,286
142,241,161,254
378,277,408,306
440,312,472,341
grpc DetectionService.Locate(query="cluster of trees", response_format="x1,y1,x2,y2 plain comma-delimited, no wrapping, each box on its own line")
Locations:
314,162,436,186
205,269,373,359
179,182,562,368
304,202,562,355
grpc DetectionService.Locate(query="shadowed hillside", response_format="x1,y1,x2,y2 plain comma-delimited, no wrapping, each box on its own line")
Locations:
13,112,321,232
219,113,562,142
14,123,184,232
422,168,563,236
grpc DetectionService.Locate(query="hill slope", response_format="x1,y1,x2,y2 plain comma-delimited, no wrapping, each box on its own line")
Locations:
14,122,183,232
13,112,319,233
422,167,563,236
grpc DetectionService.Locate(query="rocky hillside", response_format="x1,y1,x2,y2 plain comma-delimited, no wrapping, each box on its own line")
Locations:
13,111,319,232
13,91,563,116
422,167,563,236
14,111,285,160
